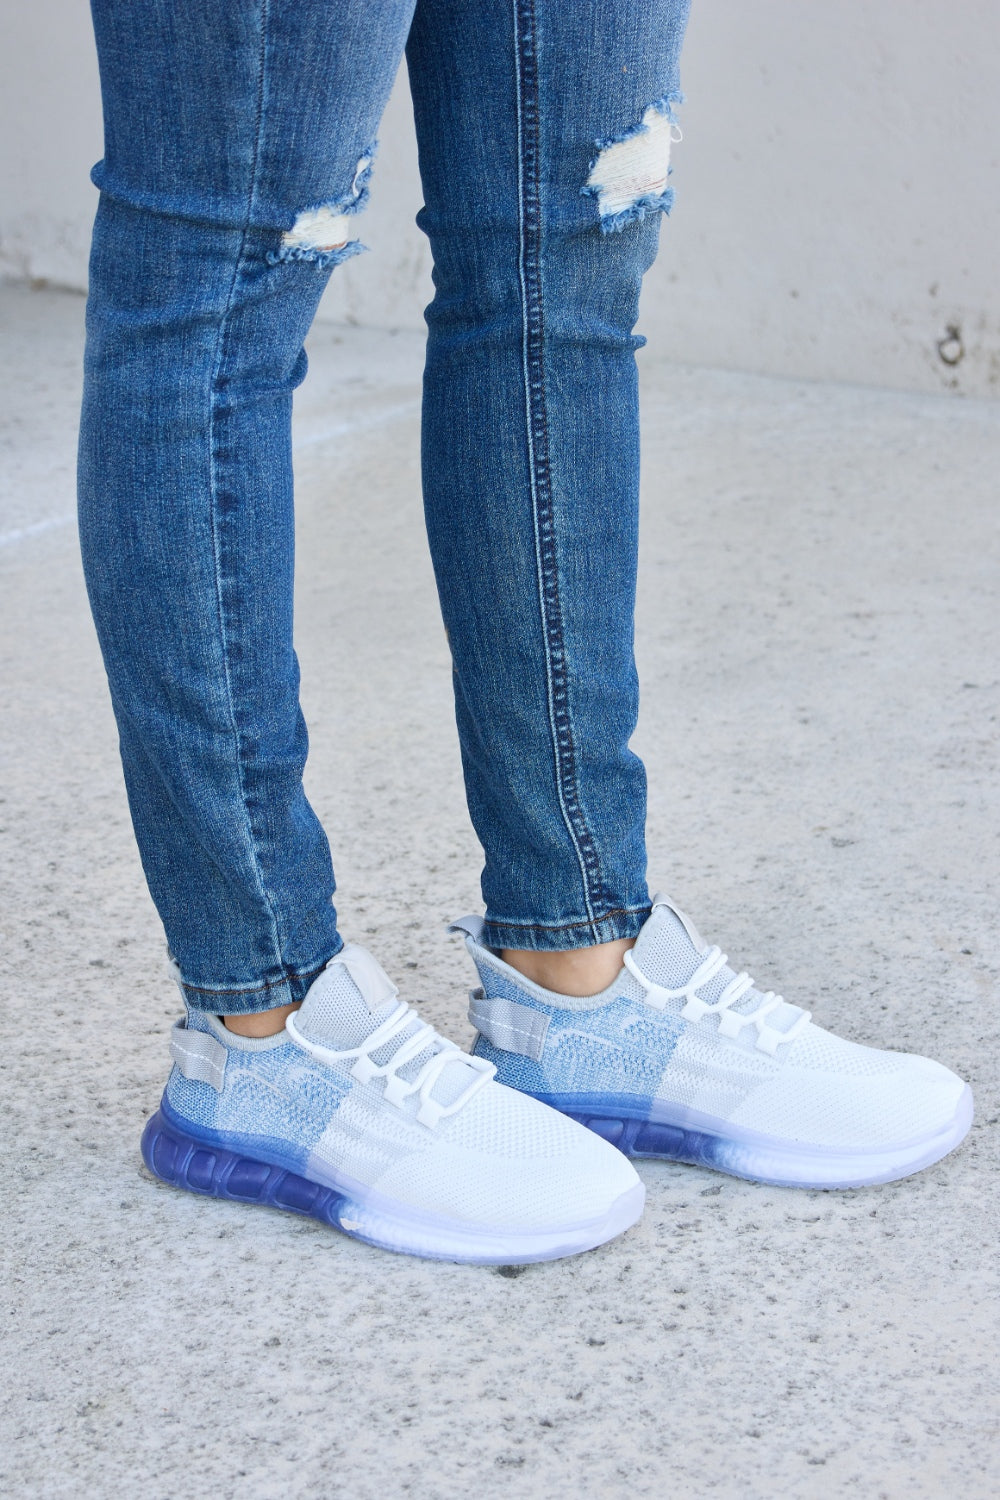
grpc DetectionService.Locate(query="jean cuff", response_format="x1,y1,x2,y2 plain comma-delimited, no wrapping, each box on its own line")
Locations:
178,939,344,1015
480,904,651,953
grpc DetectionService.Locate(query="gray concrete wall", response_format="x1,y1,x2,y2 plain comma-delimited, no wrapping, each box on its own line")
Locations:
2,0,998,397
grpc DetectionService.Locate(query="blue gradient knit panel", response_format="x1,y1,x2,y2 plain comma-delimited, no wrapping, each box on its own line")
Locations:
471,965,683,1101
163,1037,350,1173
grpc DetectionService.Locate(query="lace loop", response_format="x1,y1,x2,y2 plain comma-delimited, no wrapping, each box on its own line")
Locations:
623,948,811,1054
285,1003,496,1128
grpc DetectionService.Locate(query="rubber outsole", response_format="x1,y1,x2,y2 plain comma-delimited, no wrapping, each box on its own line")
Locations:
140,1106,645,1264
533,1083,974,1189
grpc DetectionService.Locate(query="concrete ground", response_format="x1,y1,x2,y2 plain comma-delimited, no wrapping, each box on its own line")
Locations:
1,283,998,1499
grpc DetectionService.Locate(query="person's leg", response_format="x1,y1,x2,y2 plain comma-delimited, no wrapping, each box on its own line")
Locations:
80,0,415,1018
408,1,972,1186
81,0,644,1261
407,0,689,986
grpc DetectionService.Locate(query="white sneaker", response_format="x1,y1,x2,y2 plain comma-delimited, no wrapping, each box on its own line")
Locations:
142,944,643,1262
457,895,974,1189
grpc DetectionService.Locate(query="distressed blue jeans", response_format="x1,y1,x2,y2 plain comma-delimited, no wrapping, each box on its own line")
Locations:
79,0,691,1013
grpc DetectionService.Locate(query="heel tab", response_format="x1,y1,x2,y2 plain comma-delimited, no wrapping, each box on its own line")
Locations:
169,1018,227,1091
447,913,486,943
466,990,550,1061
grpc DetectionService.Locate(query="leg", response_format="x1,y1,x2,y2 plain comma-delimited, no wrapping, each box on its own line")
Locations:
407,0,690,973
409,3,971,1185
83,0,645,1260
80,0,415,1015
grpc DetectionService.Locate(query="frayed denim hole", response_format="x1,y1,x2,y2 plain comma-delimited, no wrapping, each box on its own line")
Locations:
596,188,676,236
265,239,368,269
583,99,683,232
267,142,377,267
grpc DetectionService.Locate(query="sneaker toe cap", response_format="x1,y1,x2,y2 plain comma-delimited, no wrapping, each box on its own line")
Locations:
371,1084,641,1233
729,1053,970,1150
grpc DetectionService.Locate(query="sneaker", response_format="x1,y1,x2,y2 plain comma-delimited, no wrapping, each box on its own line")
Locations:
453,895,973,1189
141,943,643,1262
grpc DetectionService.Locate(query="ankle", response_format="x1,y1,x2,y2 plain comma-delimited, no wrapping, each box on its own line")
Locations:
222,1001,301,1038
501,938,634,998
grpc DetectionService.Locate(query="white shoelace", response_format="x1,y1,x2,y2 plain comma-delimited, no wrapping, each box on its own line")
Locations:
285,1002,496,1128
623,947,811,1056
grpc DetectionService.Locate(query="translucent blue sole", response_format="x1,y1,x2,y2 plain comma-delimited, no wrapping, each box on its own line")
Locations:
141,1107,350,1225
533,1085,974,1189
141,1103,646,1263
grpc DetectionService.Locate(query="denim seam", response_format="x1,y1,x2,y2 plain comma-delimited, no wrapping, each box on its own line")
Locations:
179,952,335,999
513,0,609,941
483,904,652,934
203,0,286,974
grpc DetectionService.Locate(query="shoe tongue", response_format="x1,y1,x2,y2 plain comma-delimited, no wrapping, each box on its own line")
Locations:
295,944,479,1107
633,898,804,1032
296,944,401,1049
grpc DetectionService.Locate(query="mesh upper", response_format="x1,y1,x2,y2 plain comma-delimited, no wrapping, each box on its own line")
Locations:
371,1124,634,1228
444,1080,589,1157
633,903,805,1035
296,952,479,1108
294,963,397,1049
468,900,965,1147
303,1053,635,1228
786,1024,911,1076
726,1070,960,1148
654,1028,776,1116
165,948,637,1231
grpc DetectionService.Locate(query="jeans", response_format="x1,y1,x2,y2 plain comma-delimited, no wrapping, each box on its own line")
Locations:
79,0,691,1013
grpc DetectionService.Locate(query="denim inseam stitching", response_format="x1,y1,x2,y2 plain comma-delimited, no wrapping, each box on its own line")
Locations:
512,0,608,937
181,954,332,999
483,903,652,934
204,0,286,977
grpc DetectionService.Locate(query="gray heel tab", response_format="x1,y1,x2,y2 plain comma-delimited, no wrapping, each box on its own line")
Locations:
169,1019,227,1091
467,991,550,1061
447,913,486,943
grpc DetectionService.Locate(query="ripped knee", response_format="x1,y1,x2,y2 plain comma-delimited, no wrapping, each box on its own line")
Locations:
267,148,375,268
583,98,683,234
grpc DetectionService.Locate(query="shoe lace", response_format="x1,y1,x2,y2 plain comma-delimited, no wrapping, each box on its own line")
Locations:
285,1003,496,1128
623,947,811,1056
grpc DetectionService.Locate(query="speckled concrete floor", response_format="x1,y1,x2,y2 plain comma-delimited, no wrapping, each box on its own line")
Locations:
2,285,998,1499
